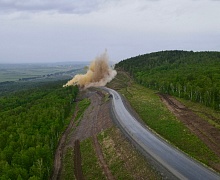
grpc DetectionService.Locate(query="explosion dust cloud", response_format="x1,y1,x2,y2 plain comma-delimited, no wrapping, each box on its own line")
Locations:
63,51,117,88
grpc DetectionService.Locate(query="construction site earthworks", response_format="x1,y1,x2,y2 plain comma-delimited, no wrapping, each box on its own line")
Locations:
52,71,220,179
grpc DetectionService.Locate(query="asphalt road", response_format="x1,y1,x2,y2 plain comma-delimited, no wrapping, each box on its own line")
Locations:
103,87,220,180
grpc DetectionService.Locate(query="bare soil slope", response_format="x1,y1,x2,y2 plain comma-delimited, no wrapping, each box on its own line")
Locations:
52,86,162,179
52,71,220,179
55,89,113,179
159,93,220,171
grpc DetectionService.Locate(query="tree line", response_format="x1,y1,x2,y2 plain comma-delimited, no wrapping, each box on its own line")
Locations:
116,50,220,110
0,80,78,179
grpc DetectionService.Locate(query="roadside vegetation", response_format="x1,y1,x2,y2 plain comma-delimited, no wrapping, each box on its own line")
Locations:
80,138,105,179
60,85,164,179
61,147,75,180
61,137,103,180
107,71,220,172
74,99,91,125
98,127,162,179
177,97,220,129
60,98,92,180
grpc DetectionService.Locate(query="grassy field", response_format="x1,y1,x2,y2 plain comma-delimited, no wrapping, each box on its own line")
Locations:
98,127,162,179
61,138,105,180
62,147,76,180
60,71,220,178
177,98,220,129
0,63,86,82
107,71,220,171
80,138,106,179
60,98,91,180
74,99,91,123
60,87,164,179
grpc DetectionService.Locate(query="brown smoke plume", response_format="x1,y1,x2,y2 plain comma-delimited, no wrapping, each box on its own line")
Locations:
63,51,117,88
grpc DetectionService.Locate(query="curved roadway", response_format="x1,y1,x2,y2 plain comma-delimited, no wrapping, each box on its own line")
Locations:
103,87,220,180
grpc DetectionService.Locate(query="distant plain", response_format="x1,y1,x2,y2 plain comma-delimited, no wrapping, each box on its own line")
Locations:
0,62,88,82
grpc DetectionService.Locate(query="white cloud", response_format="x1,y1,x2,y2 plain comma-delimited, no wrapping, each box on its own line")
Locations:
0,0,102,14
0,0,219,63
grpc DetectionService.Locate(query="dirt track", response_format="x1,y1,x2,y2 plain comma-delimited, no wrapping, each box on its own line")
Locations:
51,106,79,180
51,88,114,179
52,84,220,179
74,139,84,180
159,93,220,171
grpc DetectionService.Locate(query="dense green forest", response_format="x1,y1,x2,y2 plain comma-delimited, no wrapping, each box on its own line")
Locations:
0,80,78,179
116,50,220,110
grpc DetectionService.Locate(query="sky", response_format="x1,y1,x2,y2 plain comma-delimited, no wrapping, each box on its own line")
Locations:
0,0,220,63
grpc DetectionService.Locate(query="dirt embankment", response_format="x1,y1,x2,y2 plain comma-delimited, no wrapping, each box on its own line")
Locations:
51,105,79,180
65,89,114,179
52,70,220,179
159,93,220,171
52,86,162,180
52,88,114,179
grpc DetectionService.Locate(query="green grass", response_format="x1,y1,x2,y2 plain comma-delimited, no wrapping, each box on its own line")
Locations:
98,128,132,179
61,138,105,180
80,138,106,179
107,71,220,171
0,67,63,82
61,147,76,180
177,98,220,129
119,83,220,167
0,63,85,82
75,98,91,123
61,98,91,179
98,127,162,179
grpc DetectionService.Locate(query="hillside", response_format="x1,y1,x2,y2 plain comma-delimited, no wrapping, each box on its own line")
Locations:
116,50,220,110
1,69,220,179
0,80,78,179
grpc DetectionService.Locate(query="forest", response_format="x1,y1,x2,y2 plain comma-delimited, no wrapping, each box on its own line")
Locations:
0,80,78,179
116,50,220,110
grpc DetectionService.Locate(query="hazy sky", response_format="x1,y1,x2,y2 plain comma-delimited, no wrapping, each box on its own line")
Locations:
0,0,219,63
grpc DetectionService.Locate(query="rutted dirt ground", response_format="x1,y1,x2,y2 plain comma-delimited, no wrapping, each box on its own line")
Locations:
52,87,163,179
52,73,220,179
65,90,113,147
64,89,114,179
159,93,220,171
52,88,114,179
51,105,79,180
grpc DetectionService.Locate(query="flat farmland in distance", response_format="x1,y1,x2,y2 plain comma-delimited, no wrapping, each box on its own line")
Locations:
0,62,88,82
